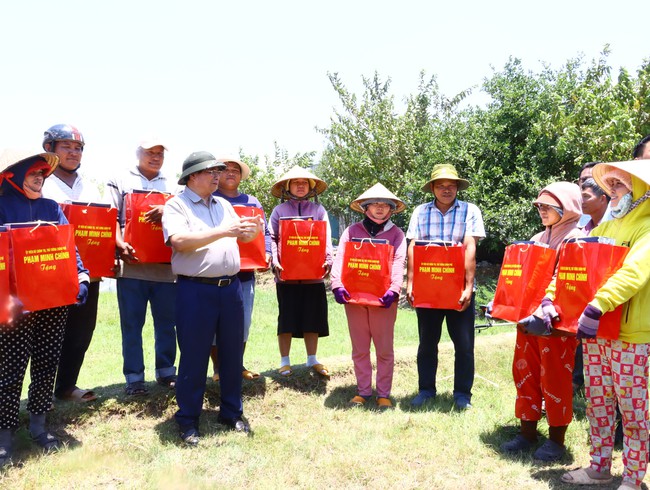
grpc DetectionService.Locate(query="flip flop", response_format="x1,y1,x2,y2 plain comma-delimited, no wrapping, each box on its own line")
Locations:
278,365,292,377
311,364,330,379
61,387,97,403
242,369,260,380
560,467,613,485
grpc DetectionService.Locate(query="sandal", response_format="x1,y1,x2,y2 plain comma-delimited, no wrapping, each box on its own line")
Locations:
0,446,11,468
560,467,613,485
311,363,330,379
125,381,149,396
59,387,97,403
242,369,260,380
156,375,177,389
31,432,60,452
349,395,368,407
212,373,220,382
377,397,394,410
278,365,292,377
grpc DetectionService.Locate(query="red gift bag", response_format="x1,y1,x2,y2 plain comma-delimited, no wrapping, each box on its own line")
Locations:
8,222,78,311
341,238,394,307
278,218,327,280
233,205,267,272
61,202,117,278
553,237,629,339
492,241,557,323
412,241,465,310
0,228,11,323
124,190,173,263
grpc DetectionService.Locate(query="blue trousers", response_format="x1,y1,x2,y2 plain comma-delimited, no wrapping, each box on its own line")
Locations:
116,278,177,383
175,276,244,430
415,294,475,401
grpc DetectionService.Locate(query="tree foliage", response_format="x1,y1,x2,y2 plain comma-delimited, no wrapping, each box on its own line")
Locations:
317,50,650,258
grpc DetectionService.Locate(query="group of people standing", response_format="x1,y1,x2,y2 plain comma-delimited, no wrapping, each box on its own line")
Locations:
2,124,650,490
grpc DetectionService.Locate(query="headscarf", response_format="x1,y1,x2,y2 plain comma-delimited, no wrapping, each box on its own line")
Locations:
530,182,583,249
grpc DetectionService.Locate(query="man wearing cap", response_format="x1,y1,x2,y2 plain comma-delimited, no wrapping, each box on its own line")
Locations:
406,163,485,410
106,138,178,396
41,124,102,403
210,157,272,381
162,151,262,445
633,134,650,160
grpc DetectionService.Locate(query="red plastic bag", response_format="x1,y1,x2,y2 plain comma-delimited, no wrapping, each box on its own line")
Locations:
233,205,267,272
341,238,394,307
553,238,629,339
492,241,557,323
61,202,117,278
278,218,327,280
124,190,173,263
9,222,78,311
0,228,11,323
412,241,465,310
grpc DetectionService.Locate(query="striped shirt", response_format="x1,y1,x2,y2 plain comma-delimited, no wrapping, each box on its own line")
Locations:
406,199,485,243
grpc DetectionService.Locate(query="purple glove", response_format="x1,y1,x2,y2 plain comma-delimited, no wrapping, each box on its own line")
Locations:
379,290,398,309
540,297,559,330
518,315,551,336
577,305,602,339
76,282,89,307
333,287,350,305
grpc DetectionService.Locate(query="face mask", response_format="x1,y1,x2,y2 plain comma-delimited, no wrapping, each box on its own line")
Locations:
611,192,633,219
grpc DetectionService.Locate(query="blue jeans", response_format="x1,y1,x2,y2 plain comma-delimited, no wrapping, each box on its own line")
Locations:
116,278,177,383
175,276,244,429
415,294,475,401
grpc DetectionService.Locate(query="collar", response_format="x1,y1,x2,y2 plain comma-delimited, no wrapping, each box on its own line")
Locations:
130,165,166,181
183,186,218,205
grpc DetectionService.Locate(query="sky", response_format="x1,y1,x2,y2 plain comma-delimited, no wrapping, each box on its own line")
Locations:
1,0,648,183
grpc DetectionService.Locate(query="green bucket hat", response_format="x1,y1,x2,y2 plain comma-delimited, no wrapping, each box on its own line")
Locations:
421,163,470,193
178,151,226,185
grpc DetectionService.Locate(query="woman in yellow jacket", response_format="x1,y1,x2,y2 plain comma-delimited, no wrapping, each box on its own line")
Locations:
557,161,650,490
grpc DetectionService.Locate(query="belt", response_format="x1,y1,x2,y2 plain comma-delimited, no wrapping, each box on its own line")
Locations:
178,275,236,287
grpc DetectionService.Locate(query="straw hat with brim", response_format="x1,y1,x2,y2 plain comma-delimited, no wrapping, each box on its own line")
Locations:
421,163,470,193
177,151,226,185
592,161,644,195
350,183,406,214
216,156,250,180
0,149,59,184
271,166,327,198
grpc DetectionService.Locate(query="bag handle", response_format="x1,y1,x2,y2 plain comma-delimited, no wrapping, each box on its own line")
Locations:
354,237,376,250
292,222,314,242
29,220,58,234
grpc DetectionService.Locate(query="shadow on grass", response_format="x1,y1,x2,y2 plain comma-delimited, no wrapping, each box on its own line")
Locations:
397,392,457,412
259,365,329,395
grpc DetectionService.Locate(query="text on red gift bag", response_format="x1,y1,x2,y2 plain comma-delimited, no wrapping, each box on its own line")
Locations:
279,219,327,280
124,190,173,263
233,205,267,272
61,202,117,278
412,242,465,310
553,238,628,339
492,241,557,323
9,222,78,311
341,239,393,307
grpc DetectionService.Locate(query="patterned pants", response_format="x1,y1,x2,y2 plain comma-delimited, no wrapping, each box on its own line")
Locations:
583,338,649,487
0,307,68,429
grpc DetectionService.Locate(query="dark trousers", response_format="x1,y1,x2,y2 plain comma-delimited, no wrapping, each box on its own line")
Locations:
55,281,100,397
0,307,68,429
175,276,244,430
415,294,475,400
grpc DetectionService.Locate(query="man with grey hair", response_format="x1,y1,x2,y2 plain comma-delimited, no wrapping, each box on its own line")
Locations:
106,138,177,396
162,151,262,445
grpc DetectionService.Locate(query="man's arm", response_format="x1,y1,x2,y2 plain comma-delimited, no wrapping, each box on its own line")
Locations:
169,216,261,253
458,234,478,312
406,239,415,305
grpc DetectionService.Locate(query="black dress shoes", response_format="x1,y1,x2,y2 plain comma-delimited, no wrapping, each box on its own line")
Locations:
217,415,250,433
180,427,200,446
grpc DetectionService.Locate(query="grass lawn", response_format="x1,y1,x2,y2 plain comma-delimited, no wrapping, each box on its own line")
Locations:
0,271,633,490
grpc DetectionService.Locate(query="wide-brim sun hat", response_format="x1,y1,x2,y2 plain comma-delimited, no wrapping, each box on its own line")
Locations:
177,151,226,185
350,182,406,214
271,166,327,198
592,161,643,195
0,149,59,180
421,163,470,193
215,155,250,180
